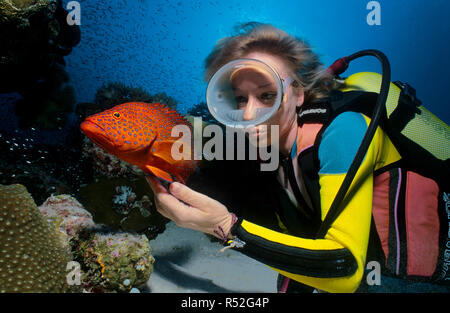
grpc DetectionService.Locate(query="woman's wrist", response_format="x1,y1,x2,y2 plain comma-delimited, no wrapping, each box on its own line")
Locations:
213,212,238,245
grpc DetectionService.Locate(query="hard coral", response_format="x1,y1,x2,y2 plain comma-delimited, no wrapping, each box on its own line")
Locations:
0,184,80,292
74,229,154,293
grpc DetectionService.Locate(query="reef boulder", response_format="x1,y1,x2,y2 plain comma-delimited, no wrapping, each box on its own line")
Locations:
73,229,154,293
38,193,155,293
38,194,96,238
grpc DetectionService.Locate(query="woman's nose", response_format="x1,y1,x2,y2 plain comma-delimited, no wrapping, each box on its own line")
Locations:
242,96,258,121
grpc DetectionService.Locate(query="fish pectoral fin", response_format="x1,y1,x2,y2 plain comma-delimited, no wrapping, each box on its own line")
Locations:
144,165,174,183
152,140,193,164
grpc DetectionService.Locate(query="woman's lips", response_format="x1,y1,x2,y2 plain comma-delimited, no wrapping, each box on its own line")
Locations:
245,125,269,145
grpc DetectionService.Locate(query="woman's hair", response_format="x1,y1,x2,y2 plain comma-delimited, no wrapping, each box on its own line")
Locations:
204,22,340,103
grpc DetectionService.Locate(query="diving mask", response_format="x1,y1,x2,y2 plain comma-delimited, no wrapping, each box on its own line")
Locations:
206,58,293,128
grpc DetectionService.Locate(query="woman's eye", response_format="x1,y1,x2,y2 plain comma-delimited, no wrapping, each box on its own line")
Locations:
261,92,276,102
235,96,247,106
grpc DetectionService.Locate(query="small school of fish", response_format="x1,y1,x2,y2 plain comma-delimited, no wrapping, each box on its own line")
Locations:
80,102,198,184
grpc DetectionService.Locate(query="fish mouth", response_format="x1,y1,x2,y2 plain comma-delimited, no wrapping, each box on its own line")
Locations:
80,120,116,151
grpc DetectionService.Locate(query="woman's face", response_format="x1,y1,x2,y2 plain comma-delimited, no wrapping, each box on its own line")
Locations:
233,52,304,152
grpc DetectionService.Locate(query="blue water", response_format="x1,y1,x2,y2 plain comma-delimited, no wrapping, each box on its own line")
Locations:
63,0,450,123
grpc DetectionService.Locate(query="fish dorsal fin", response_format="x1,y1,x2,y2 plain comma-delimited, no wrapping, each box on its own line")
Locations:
146,102,192,126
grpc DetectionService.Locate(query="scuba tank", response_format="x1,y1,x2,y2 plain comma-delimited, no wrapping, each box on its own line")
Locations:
342,71,449,161
316,49,450,238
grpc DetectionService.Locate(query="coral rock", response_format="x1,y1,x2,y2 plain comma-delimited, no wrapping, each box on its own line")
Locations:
82,137,142,179
38,194,96,238
74,230,154,293
37,192,156,292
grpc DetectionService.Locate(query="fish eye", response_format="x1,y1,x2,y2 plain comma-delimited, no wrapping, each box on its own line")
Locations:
113,112,121,119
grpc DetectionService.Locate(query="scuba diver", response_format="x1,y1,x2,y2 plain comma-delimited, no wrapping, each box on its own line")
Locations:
147,23,450,293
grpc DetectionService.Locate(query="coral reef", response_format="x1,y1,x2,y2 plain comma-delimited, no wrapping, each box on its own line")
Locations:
81,137,142,179
38,194,96,238
73,229,154,293
0,1,57,25
151,92,178,111
12,57,78,130
0,130,92,205
112,186,154,220
75,102,102,122
113,185,137,215
78,177,168,240
0,0,80,128
187,101,217,124
76,82,179,121
0,0,80,88
93,82,153,114
0,184,80,292
0,185,155,293
112,186,154,219
32,65,77,130
38,193,155,293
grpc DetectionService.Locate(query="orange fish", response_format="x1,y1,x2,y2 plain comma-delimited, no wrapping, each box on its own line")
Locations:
80,102,197,184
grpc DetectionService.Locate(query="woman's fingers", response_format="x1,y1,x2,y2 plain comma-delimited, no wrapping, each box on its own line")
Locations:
145,176,230,236
146,176,174,218
145,175,232,238
146,176,168,195
169,182,219,210
146,176,197,224
146,177,213,211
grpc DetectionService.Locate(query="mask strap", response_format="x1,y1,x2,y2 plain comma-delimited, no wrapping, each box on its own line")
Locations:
282,77,295,90
279,77,295,105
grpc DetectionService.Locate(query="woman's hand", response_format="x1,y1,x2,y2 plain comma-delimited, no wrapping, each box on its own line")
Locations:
146,176,235,241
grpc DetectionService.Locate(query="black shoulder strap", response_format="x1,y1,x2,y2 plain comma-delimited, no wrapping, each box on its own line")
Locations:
287,91,370,227
297,90,378,127
295,90,383,237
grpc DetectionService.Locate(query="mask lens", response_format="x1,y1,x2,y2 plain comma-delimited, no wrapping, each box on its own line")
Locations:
206,59,283,128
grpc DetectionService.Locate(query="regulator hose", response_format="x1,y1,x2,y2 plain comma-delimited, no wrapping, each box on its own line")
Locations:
316,49,391,239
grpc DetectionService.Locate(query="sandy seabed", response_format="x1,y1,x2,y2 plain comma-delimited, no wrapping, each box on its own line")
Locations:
146,221,278,293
